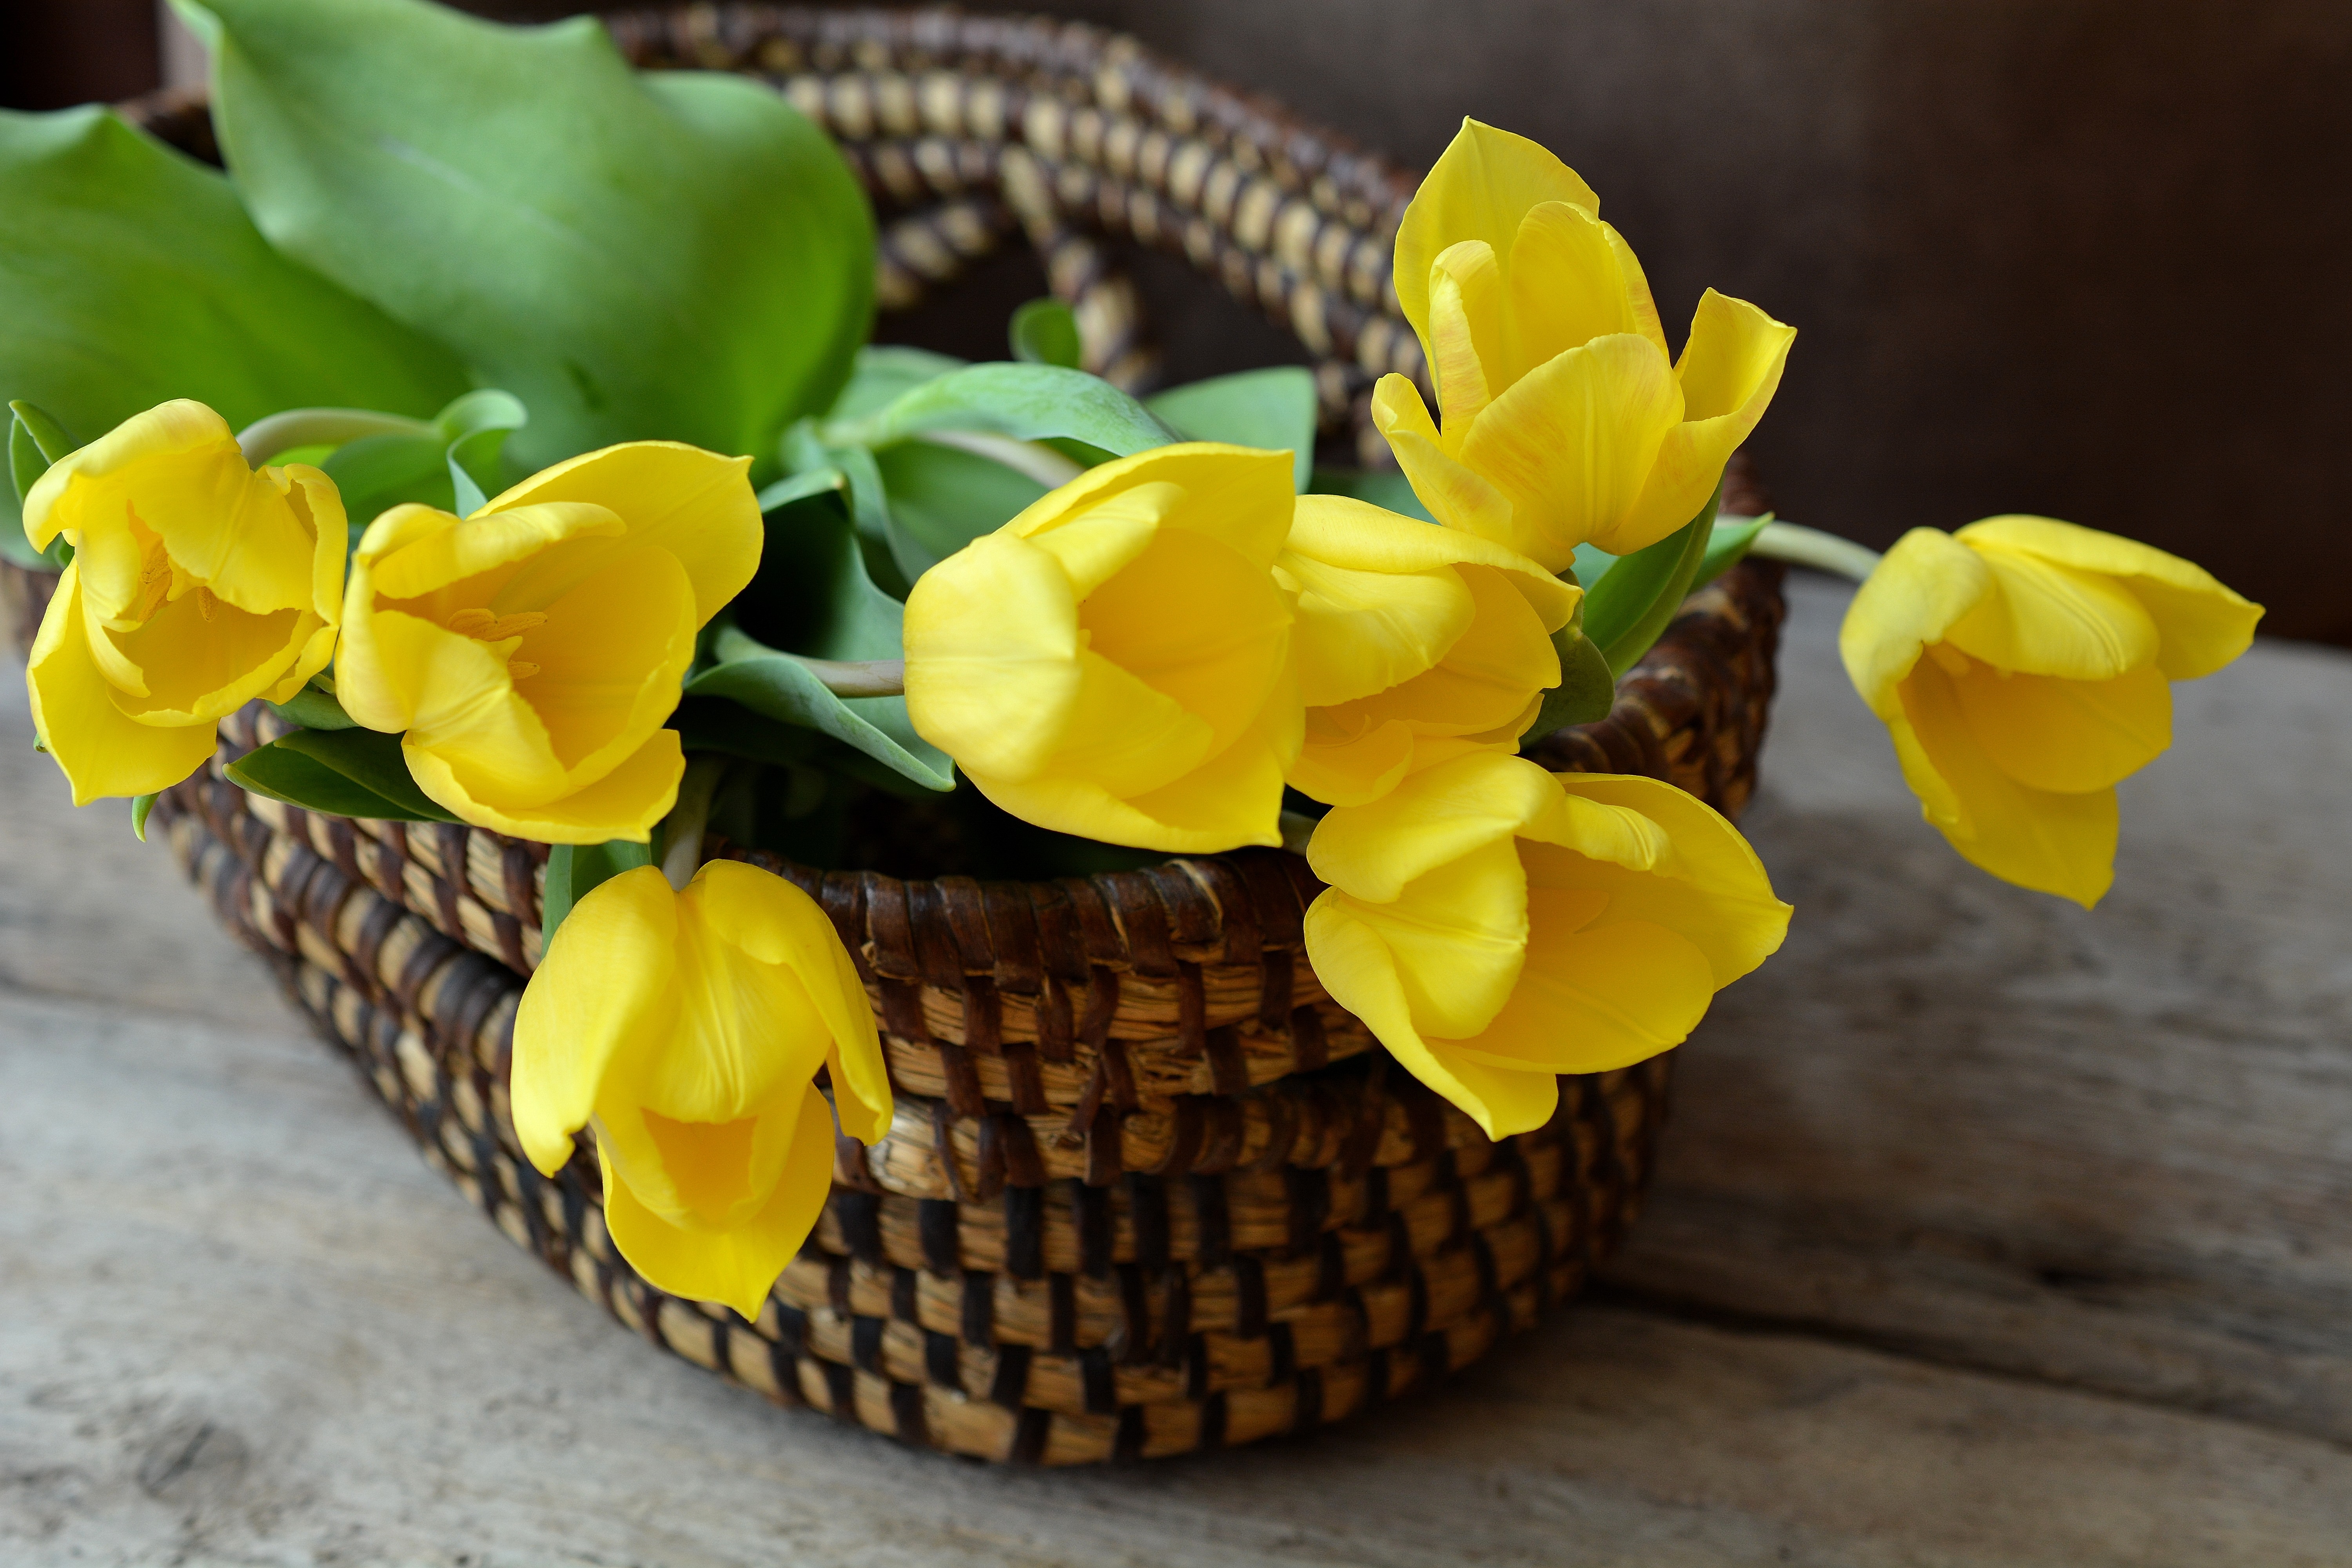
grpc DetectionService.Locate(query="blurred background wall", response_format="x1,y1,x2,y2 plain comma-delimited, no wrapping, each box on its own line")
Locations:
9,1,2349,642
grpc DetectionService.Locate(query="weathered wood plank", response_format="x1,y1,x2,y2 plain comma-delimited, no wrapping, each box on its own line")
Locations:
4,991,2349,1567
1606,578,2352,1443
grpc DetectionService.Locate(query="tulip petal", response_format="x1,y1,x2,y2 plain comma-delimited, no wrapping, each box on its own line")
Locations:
505,545,697,780
278,464,350,624
24,399,231,548
1370,374,1517,546
1347,564,1559,735
685,860,885,1140
903,532,1083,782
360,609,546,761
1945,541,2161,682
1955,515,2263,681
1897,656,2119,907
1081,525,1293,757
1289,712,1418,807
510,863,679,1176
1525,775,1791,985
1305,749,1563,902
1613,291,1796,556
1504,200,1641,383
366,501,625,603
1018,444,1295,570
481,441,760,625
1448,912,1715,1075
409,725,684,844
1603,226,1671,362
24,562,218,805
1022,486,1167,597
1040,650,1215,797
1949,660,2172,794
1839,528,1994,717
1286,493,1578,631
102,596,309,723
596,1087,835,1318
1283,548,1472,708
1426,240,1503,434
1455,332,1682,570
1330,837,1529,1037
1396,118,1600,359
1302,891,1558,1139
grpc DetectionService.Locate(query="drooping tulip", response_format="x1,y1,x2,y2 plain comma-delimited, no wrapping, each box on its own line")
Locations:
22,398,344,803
902,442,1301,852
1840,515,2261,906
1372,119,1795,570
1279,493,1578,806
510,859,893,1317
1302,750,1789,1137
334,441,760,843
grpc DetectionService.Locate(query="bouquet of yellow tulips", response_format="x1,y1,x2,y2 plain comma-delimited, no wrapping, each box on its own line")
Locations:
1,0,2259,1327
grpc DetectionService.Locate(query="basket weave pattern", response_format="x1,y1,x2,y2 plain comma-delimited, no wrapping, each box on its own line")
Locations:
4,6,1793,1464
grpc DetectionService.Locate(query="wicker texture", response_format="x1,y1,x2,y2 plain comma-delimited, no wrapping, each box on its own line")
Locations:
3,5,1793,1464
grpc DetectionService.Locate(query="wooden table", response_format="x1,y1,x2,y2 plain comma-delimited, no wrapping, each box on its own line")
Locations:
5,575,2347,1566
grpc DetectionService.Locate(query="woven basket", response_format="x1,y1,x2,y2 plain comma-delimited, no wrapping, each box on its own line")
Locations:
6,5,1789,1465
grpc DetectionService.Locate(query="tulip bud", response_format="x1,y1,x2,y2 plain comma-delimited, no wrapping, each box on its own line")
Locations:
1840,515,2262,907
902,443,1302,852
23,399,345,804
1372,119,1794,570
334,441,760,844
1303,751,1789,1138
1278,494,1579,806
510,860,893,1318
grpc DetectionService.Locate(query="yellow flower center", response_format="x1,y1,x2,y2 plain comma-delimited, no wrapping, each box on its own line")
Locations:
444,606,548,683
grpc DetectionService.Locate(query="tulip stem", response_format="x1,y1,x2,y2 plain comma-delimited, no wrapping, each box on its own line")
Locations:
711,625,907,697
660,757,731,890
235,407,437,466
1748,521,1883,583
912,430,1086,489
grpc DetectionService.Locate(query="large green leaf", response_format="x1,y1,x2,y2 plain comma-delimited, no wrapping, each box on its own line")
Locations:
830,362,1178,459
1583,485,1722,677
711,484,951,791
226,731,459,823
686,639,952,792
1148,367,1317,492
187,0,874,470
872,439,1048,581
273,726,461,820
826,346,965,423
0,104,465,539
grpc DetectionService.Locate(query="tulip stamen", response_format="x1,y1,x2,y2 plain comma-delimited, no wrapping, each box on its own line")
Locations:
195,587,218,622
506,659,541,681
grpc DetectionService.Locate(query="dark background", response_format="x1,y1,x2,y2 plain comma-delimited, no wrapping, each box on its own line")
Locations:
11,1,2349,642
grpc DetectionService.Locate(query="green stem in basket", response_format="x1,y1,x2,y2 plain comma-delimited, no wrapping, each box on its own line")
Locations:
1747,521,1883,583
235,407,435,467
913,430,1085,488
659,756,731,891
710,624,906,697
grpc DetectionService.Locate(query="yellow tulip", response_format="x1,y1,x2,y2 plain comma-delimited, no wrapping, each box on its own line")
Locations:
510,860,893,1318
1302,751,1788,1138
1279,493,1579,806
1840,515,2261,907
21,399,344,804
335,441,760,844
903,443,1301,852
1371,119,1795,570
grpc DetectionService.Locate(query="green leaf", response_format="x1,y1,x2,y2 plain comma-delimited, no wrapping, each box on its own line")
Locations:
1147,367,1318,492
319,389,529,537
833,362,1178,460
1009,298,1083,369
673,699,940,802
755,466,847,514
191,0,873,470
2,401,77,570
0,104,465,510
273,726,460,821
131,793,158,843
265,681,359,731
1693,512,1771,590
1308,465,1434,521
826,346,965,423
1583,485,1723,677
1526,623,1616,736
437,388,528,514
541,837,653,943
686,642,952,792
872,439,1048,581
227,739,451,822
